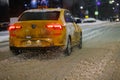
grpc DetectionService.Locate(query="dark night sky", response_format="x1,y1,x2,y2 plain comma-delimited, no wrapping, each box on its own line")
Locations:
0,0,120,22
9,0,26,17
0,0,9,22
0,0,25,22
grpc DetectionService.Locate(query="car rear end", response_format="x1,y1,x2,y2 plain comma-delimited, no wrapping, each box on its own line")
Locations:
9,9,66,53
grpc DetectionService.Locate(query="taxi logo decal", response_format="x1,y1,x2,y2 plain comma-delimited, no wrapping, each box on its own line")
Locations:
31,24,36,29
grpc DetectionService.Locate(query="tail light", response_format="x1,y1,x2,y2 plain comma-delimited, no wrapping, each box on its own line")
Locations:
9,24,22,31
46,24,62,30
46,24,63,35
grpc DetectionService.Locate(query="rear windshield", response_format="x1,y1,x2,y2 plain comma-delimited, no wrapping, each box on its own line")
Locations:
18,11,60,21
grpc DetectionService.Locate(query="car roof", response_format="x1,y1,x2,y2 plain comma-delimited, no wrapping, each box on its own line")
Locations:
24,8,67,13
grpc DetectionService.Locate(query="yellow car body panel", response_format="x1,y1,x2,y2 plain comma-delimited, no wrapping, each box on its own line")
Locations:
9,21,66,47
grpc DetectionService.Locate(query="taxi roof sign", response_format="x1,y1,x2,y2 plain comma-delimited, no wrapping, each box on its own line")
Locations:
38,6,48,9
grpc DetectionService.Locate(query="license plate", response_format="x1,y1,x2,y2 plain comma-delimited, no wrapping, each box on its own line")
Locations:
26,36,31,39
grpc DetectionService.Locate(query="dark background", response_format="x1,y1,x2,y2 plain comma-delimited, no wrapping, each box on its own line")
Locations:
0,0,120,22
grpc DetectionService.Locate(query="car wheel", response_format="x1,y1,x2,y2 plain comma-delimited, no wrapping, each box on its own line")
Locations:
11,50,22,55
78,33,82,49
64,38,72,56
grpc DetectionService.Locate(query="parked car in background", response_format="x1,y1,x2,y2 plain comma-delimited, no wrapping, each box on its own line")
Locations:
110,16,120,22
0,22,9,31
82,18,96,23
9,8,82,56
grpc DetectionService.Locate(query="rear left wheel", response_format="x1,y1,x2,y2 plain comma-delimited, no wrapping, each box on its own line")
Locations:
10,47,22,55
11,49,22,55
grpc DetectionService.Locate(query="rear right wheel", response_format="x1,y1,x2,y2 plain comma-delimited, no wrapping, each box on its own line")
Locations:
78,32,82,49
64,38,72,56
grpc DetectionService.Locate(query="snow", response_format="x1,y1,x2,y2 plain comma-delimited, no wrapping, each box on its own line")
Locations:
0,31,9,42
0,20,120,80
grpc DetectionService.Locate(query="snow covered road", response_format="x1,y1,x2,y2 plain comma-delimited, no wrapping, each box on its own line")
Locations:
0,22,120,80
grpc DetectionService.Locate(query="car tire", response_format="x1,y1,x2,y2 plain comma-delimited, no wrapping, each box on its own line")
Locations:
78,33,82,49
64,38,72,56
11,50,22,55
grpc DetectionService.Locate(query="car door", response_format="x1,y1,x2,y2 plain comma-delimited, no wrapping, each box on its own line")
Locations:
64,10,77,45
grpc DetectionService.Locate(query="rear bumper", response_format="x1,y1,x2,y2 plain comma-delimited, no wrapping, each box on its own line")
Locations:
9,46,65,51
9,37,65,48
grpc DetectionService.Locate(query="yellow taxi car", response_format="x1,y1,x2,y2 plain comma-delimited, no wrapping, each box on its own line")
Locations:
9,8,82,56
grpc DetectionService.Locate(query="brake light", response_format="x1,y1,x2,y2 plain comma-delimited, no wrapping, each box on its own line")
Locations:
9,25,22,31
8,25,15,30
54,24,62,30
46,24,62,30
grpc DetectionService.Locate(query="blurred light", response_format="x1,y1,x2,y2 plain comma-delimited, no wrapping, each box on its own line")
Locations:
85,15,89,18
112,7,115,10
0,0,9,6
24,4,27,7
40,0,47,6
85,10,89,15
111,0,115,3
109,1,113,4
109,0,114,4
116,3,119,6
96,1,101,6
31,0,37,4
31,0,37,8
80,6,83,9
116,18,119,22
95,11,99,15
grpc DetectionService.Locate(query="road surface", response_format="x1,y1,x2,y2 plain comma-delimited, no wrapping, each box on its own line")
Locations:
0,22,120,80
